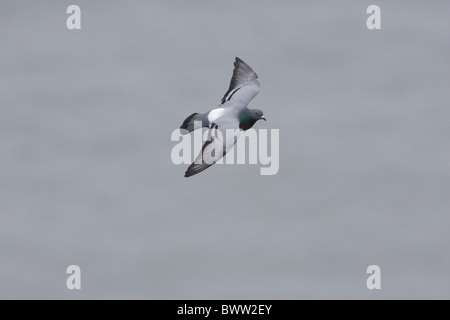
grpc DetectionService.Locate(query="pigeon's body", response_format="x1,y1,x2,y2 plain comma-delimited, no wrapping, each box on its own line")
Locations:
180,57,266,177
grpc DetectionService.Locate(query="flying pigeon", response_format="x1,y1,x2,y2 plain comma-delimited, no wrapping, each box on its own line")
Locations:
180,57,266,177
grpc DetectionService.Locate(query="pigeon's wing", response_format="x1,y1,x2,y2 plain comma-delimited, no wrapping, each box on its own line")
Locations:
220,57,260,107
184,122,240,178
184,138,218,177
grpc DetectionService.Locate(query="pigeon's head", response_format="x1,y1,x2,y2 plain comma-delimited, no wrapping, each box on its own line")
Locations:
250,108,266,122
239,109,266,130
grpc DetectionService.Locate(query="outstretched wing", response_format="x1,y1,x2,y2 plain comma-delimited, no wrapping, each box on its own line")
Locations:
184,124,240,178
220,57,260,107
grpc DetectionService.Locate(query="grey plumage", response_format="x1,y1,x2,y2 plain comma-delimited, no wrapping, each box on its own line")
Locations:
179,57,266,177
180,112,209,135
184,139,216,178
221,57,260,105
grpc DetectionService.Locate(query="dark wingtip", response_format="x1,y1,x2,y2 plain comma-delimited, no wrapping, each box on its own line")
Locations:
184,162,214,178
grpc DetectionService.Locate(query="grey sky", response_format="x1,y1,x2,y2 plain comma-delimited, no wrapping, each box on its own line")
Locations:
1,1,449,299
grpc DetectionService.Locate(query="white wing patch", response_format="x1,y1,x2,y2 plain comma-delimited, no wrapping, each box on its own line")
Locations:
208,108,225,123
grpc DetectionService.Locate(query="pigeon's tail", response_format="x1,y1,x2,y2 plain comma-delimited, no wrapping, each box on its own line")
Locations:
180,113,205,135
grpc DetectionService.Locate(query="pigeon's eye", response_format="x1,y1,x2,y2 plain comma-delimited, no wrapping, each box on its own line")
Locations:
255,112,260,116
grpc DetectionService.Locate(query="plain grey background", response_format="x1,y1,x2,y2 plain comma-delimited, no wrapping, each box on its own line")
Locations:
1,0,449,299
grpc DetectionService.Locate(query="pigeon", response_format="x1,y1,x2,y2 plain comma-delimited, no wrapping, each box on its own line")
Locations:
180,57,266,178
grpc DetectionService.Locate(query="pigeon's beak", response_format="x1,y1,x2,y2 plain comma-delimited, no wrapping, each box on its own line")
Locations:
261,116,266,121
